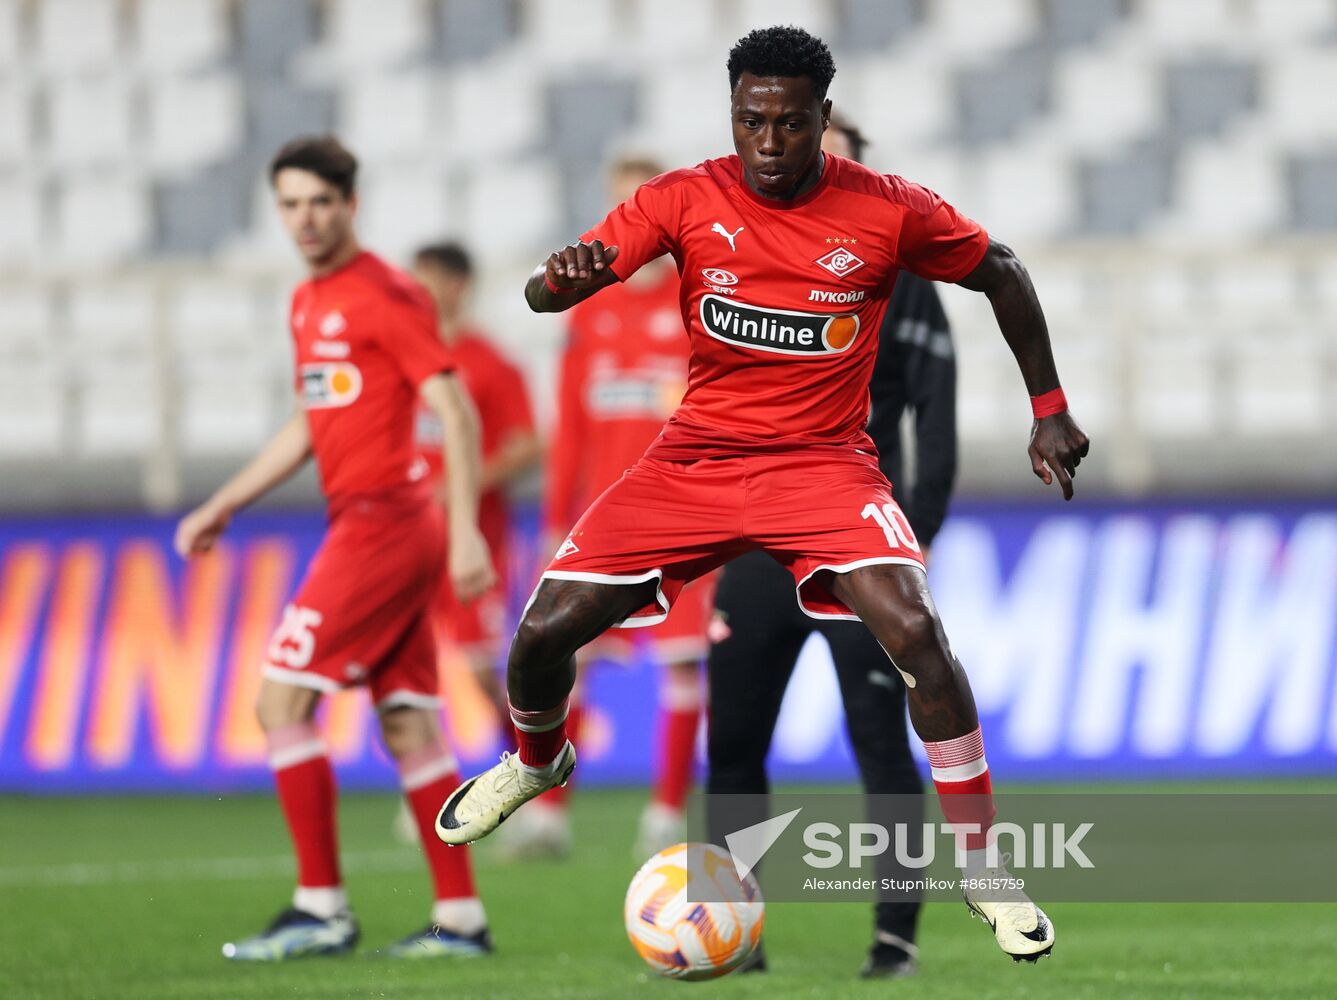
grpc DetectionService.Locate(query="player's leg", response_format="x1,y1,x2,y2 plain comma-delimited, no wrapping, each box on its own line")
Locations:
828,564,1054,961
378,703,492,957
438,456,747,846
435,577,655,844
222,677,358,960
822,618,924,979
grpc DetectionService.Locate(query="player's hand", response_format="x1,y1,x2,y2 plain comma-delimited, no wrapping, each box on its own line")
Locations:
450,523,497,603
546,240,620,290
174,502,231,557
1028,412,1090,501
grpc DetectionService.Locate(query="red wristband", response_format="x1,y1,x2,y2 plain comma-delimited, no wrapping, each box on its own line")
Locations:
1030,387,1067,419
544,273,573,294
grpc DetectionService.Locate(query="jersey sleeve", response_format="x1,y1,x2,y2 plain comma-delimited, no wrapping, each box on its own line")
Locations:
887,176,989,284
580,179,680,282
380,290,456,388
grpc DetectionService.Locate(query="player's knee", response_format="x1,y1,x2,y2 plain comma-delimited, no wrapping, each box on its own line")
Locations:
876,600,942,662
512,604,582,667
254,680,319,732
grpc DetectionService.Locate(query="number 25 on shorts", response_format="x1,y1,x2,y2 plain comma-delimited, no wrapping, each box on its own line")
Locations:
861,501,921,553
267,604,324,669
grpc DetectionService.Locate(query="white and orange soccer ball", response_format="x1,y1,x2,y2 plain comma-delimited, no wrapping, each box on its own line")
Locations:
624,842,764,981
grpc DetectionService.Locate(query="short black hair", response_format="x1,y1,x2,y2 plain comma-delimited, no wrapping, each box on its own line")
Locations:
727,25,836,100
415,241,473,279
269,135,358,198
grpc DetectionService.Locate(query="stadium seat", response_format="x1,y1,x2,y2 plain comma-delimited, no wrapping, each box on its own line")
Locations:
921,0,1039,59
168,280,262,361
357,165,455,263
0,176,41,264
977,140,1077,239
0,362,65,456
53,175,151,264
445,54,542,161
1229,334,1325,435
239,0,318,75
1166,58,1257,139
74,364,161,455
1242,0,1336,44
523,0,617,65
0,79,30,166
1132,334,1218,437
1077,140,1174,235
1128,0,1243,52
461,160,560,265
338,69,435,160
47,75,134,169
68,283,156,368
1205,261,1300,318
628,0,722,58
1162,141,1285,239
1044,0,1124,47
0,281,53,345
1048,46,1163,153
835,0,920,53
851,52,953,146
437,0,518,63
1258,52,1337,148
134,0,229,75
147,74,244,175
956,49,1051,144
37,0,120,73
180,371,274,454
0,0,19,67
734,0,835,40
325,0,427,68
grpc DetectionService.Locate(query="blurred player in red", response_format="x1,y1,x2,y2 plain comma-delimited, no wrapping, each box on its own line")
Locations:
176,136,496,961
389,241,539,844
500,156,709,859
413,241,540,729
439,28,1088,965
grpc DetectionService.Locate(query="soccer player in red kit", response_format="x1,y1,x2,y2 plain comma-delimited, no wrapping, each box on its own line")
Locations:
412,241,540,731
512,156,711,859
176,136,497,960
438,28,1088,963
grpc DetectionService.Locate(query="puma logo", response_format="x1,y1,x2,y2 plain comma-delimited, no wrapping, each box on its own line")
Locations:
711,222,744,252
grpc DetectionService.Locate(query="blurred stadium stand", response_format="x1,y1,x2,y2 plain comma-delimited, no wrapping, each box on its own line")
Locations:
1,0,1335,509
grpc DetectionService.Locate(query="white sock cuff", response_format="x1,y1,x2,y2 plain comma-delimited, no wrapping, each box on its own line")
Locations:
432,896,486,935
293,885,348,919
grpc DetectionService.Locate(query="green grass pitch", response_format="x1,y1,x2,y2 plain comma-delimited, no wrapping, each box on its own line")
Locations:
2,788,1335,999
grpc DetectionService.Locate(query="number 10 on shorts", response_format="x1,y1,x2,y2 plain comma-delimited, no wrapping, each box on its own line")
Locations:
861,501,921,553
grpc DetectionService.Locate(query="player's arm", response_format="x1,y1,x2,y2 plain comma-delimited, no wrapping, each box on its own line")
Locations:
174,408,312,557
957,237,1090,500
480,362,541,491
525,240,621,313
419,372,497,601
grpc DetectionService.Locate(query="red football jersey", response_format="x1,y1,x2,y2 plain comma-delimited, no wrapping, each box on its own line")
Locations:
416,329,535,546
543,266,688,537
581,154,987,461
289,251,455,500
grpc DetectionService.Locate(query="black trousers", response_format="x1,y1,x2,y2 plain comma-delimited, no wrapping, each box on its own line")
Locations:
706,550,924,942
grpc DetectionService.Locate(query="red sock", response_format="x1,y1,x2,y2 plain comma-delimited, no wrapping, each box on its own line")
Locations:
510,697,569,767
924,727,995,853
654,671,701,810
399,745,478,902
268,723,341,888
538,700,581,807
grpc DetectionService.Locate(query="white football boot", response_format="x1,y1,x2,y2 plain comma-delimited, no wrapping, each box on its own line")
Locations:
435,742,576,846
962,863,1056,962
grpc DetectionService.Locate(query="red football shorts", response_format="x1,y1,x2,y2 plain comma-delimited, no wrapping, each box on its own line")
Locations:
263,488,445,709
542,450,924,623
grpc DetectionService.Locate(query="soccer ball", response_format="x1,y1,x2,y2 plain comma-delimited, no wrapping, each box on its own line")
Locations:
624,842,764,981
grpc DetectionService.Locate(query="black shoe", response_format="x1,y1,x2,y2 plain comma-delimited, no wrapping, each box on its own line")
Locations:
736,940,767,973
860,932,918,979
